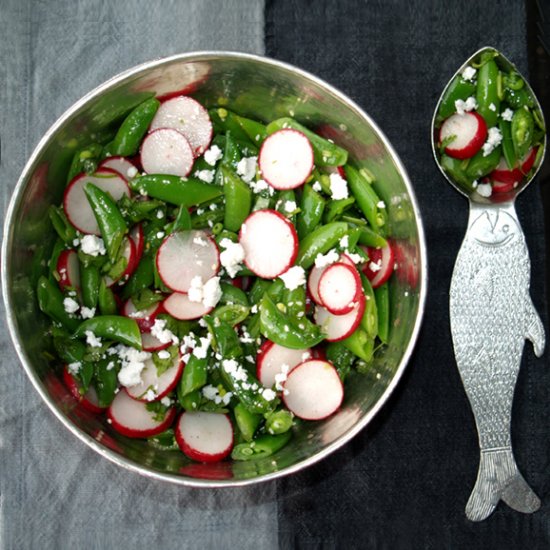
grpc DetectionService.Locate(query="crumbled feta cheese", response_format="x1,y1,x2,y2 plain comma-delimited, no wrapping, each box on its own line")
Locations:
188,276,204,303
369,260,382,273
274,364,291,391
461,65,477,81
80,235,106,257
157,350,171,360
127,166,138,179
202,384,219,401
222,359,248,382
150,319,179,345
501,108,514,122
156,231,165,239
116,345,152,387
279,266,306,290
315,249,339,268
219,238,245,278
284,200,297,213
209,203,218,211
339,235,349,249
63,297,79,314
221,392,232,406
72,238,80,247
187,276,222,309
68,362,81,375
249,178,274,195
80,306,95,319
144,389,157,401
160,396,172,407
85,331,102,348
106,361,115,371
195,169,215,183
455,96,477,115
262,388,277,401
193,334,212,359
329,172,349,200
377,200,386,209
489,102,496,112
156,210,164,219
482,127,503,157
237,156,258,182
312,181,322,192
193,236,208,247
203,144,223,166
476,183,493,197
347,253,363,264
250,304,258,314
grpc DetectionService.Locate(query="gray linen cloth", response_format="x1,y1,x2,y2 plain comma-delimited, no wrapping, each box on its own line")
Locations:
0,2,278,549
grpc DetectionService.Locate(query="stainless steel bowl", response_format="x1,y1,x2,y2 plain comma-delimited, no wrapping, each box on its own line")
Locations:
2,52,427,487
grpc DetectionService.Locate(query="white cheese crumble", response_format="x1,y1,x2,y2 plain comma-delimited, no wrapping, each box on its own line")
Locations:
346,253,363,264
329,172,349,200
482,127,503,157
156,210,165,219
369,260,382,273
193,334,212,359
377,200,386,209
461,65,477,81
187,276,222,309
489,102,496,112
203,144,222,166
339,235,349,249
219,238,245,278
80,235,106,257
262,388,277,401
144,389,157,401
193,235,208,247
72,238,80,247
160,396,172,407
501,108,514,122
195,169,215,183
274,364,290,391
250,304,258,314
455,96,477,115
116,345,151,387
249,178,274,195
279,266,306,291
80,306,95,319
156,231,165,239
314,249,339,268
236,156,257,182
157,349,171,360
63,297,80,314
68,362,81,375
284,200,297,213
312,181,322,192
150,319,179,345
85,331,102,348
476,183,493,197
127,166,138,179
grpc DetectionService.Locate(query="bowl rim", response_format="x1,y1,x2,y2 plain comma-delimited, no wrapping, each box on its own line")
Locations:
1,50,428,487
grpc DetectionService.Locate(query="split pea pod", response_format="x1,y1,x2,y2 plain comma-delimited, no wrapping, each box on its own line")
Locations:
465,147,501,180
360,274,378,340
234,403,262,442
342,327,374,363
511,108,534,159
49,206,78,245
73,315,141,348
264,409,293,435
231,432,292,461
297,183,325,239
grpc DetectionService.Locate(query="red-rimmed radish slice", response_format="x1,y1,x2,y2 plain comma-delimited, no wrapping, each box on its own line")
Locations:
256,340,312,388
314,295,365,342
259,129,314,190
175,412,233,463
239,210,298,278
98,156,137,180
125,354,183,402
149,96,213,157
156,230,219,293
122,298,164,332
339,252,357,267
108,390,176,438
63,169,131,234
308,253,353,305
163,292,214,320
62,365,105,414
141,330,171,352
490,156,523,184
282,360,344,420
140,128,194,177
129,223,145,261
361,243,395,288
439,112,487,159
520,147,537,174
104,237,137,287
56,249,80,291
318,262,362,314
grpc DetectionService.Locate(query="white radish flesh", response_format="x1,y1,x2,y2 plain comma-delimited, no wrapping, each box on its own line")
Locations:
314,295,365,342
129,223,144,261
57,249,81,291
163,292,214,320
259,129,314,189
108,390,176,438
361,243,395,288
156,230,219,293
439,112,487,159
99,156,137,180
141,330,171,352
282,360,344,420
318,262,361,314
239,210,298,278
257,340,312,389
308,253,357,305
125,354,182,402
104,237,137,287
149,96,213,157
63,169,131,235
122,298,164,332
175,412,233,462
141,128,194,177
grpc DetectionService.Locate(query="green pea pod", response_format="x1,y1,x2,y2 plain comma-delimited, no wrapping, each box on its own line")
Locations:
437,76,477,121
295,221,348,269
476,59,500,127
80,263,100,309
357,227,388,249
297,183,325,239
109,98,160,157
283,284,306,320
440,154,475,189
49,206,78,245
233,113,268,144
120,253,155,300
179,389,201,411
323,197,355,223
118,196,166,224
231,432,292,461
66,143,103,184
342,327,374,363
212,304,250,326
511,108,534,159
98,279,118,315
148,429,180,451
505,87,535,110
265,409,293,435
249,278,272,305
179,354,208,397
191,207,225,229
94,358,118,408
360,274,378,339
73,315,141,348
204,316,243,359
52,327,86,364
374,283,390,344
345,166,387,231
172,205,192,232
465,147,501,180
221,131,242,169
503,72,525,91
209,108,251,142
325,341,356,382
36,276,80,331
498,119,517,170
260,294,324,349
234,402,262,442
48,238,66,281
219,282,249,307
221,165,252,231
266,118,348,166
130,175,223,206
84,183,127,262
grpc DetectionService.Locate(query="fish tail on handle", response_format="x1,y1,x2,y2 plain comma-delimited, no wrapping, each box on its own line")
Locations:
466,447,541,521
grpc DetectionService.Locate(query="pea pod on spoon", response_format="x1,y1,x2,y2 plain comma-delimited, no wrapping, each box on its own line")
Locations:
431,46,546,522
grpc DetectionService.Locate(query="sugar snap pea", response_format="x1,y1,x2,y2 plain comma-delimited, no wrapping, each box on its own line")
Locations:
297,183,325,239
234,403,262,442
511,108,534,159
295,221,348,269
221,165,252,232
231,432,292,461
476,59,500,127
37,276,80,331
73,316,141,348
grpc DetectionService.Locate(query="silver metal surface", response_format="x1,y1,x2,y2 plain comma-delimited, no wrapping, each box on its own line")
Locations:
433,47,546,520
3,52,427,487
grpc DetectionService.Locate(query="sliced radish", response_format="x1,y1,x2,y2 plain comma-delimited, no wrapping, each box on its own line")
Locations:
259,129,314,190
163,292,214,320
63,169,131,234
308,253,358,306
175,412,233,463
490,156,523,184
520,147,537,174
140,128,194,177
129,223,144,262
318,262,362,314
361,243,394,288
122,298,164,331
491,178,516,194
104,237,137,287
156,230,219,293
439,112,487,159
56,249,80,291
125,354,183,402
141,330,171,352
62,365,105,414
239,210,298,278
98,156,137,180
108,390,176,438
314,295,365,342
282,360,344,420
256,340,312,388
149,96,213,157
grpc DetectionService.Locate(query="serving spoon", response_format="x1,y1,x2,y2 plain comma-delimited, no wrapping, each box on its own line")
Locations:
431,46,547,521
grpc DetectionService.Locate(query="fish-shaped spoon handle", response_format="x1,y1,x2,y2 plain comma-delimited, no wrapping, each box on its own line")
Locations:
432,47,547,521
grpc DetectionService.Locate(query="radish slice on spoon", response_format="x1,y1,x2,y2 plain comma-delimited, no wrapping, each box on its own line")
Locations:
439,112,487,159
140,128,194,177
